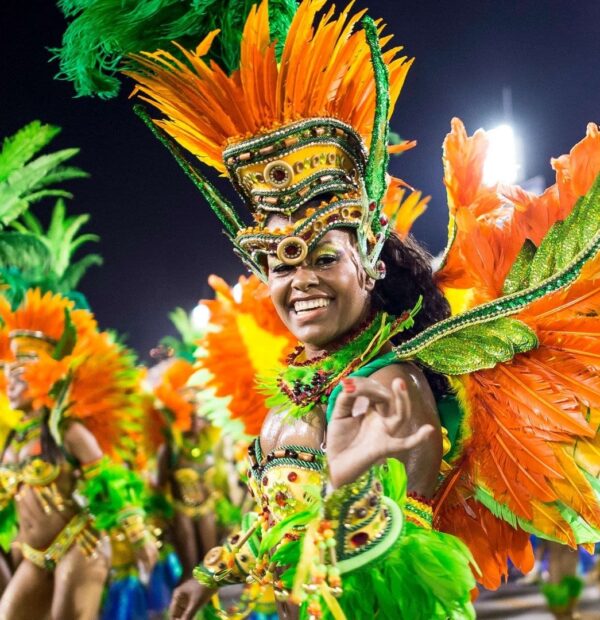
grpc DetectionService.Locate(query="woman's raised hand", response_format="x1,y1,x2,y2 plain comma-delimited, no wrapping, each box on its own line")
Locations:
326,376,435,489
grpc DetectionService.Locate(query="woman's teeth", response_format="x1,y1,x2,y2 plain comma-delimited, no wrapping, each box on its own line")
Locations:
294,298,331,313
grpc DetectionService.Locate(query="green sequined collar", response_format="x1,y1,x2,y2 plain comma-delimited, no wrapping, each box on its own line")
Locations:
261,298,422,419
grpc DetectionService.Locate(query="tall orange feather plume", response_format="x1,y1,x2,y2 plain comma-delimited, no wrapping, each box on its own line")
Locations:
436,119,600,311
126,0,412,173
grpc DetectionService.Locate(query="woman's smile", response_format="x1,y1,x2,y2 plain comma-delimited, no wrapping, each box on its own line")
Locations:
266,228,374,355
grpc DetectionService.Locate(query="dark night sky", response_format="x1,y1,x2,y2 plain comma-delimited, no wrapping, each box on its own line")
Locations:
1,1,599,357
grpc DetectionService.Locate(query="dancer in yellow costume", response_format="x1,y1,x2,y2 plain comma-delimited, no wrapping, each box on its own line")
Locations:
0,121,158,619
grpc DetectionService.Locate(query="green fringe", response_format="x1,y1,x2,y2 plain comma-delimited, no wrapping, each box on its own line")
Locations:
78,458,146,530
53,0,298,98
143,489,174,521
541,576,584,611
272,460,476,619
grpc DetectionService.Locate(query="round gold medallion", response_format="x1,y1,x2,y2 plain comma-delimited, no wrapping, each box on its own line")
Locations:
264,160,294,188
276,236,308,265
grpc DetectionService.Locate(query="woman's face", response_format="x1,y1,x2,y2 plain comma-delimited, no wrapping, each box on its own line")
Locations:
266,227,374,353
6,364,32,411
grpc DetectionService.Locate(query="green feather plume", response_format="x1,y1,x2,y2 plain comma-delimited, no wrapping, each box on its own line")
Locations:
0,121,87,228
53,0,298,99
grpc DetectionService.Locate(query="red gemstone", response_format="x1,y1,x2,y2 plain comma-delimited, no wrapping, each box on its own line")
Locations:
275,491,288,507
288,471,298,482
379,215,388,226
350,532,369,547
262,476,269,486
368,202,376,212
284,243,299,258
271,168,287,182
326,214,340,224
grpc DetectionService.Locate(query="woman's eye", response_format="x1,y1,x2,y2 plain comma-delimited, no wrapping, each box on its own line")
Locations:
272,263,294,275
315,254,337,266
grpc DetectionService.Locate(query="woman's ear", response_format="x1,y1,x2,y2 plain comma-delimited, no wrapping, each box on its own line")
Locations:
365,274,376,292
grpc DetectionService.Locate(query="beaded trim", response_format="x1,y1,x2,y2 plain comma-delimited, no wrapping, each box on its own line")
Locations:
248,439,325,480
267,308,419,415
236,197,364,260
405,493,433,530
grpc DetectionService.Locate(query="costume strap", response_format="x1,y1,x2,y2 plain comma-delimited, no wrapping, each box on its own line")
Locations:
325,351,397,422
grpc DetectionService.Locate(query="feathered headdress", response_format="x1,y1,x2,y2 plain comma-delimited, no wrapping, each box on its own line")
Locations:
53,0,423,278
126,0,413,279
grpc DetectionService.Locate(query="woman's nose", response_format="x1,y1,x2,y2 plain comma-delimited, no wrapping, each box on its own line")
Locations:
291,265,319,290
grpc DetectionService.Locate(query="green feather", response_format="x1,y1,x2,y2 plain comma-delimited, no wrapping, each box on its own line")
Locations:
0,502,18,553
503,171,600,294
400,316,538,375
53,0,298,98
79,458,146,530
502,238,537,295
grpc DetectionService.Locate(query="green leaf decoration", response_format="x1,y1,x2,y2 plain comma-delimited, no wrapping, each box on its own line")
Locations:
403,317,538,375
502,172,600,294
0,121,61,182
53,309,77,360
362,16,389,217
502,239,537,295
0,233,51,272
53,0,298,99
0,142,88,228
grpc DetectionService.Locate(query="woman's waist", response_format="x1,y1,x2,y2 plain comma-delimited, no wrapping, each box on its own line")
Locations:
16,501,80,549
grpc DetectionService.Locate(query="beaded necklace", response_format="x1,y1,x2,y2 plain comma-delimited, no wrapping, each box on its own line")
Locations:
261,297,422,419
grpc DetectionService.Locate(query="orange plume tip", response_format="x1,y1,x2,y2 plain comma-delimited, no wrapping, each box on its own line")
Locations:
126,0,413,174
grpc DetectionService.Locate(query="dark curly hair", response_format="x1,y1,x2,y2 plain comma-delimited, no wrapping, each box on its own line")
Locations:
372,232,451,398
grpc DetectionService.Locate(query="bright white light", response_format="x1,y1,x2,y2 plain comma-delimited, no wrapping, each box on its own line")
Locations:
483,124,519,185
232,283,243,304
191,304,211,330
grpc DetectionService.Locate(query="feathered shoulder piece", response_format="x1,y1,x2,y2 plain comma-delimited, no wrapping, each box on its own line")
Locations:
196,274,295,435
394,120,600,588
0,289,143,462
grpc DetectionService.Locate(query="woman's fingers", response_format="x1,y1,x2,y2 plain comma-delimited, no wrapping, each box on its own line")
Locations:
330,377,392,420
390,424,435,453
391,377,410,425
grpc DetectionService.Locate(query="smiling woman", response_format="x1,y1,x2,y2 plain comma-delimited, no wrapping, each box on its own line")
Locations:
121,0,478,615
266,228,375,354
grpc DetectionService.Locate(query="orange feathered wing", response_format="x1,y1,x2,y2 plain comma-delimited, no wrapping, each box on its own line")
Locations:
197,274,295,435
412,121,600,589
